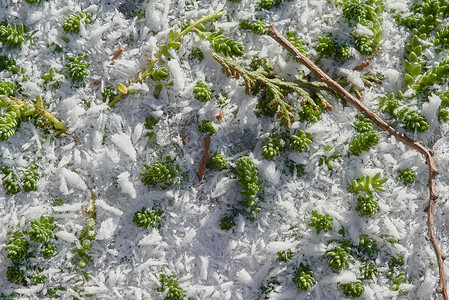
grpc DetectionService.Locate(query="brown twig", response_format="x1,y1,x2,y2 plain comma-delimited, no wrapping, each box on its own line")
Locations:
111,47,124,61
197,135,211,181
267,24,448,299
353,60,371,71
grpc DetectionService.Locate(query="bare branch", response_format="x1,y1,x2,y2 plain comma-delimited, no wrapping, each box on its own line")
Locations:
197,135,211,181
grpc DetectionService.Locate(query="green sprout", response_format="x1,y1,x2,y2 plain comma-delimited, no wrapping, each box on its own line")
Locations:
52,198,64,206
198,31,245,57
63,12,92,34
398,168,416,184
235,156,261,214
290,130,312,152
293,264,315,291
286,31,309,56
353,114,373,133
23,163,39,192
41,243,57,259
145,116,159,139
341,0,368,23
150,67,170,81
220,215,236,230
1,166,21,194
198,120,215,135
258,0,274,10
27,216,56,244
357,234,377,255
0,23,27,49
316,36,339,58
356,195,378,217
6,265,26,284
193,81,212,102
308,210,333,234
315,35,353,60
31,269,46,285
391,271,407,291
277,249,293,262
6,231,29,264
435,25,449,51
189,48,204,61
353,35,375,56
41,67,61,89
207,152,227,170
349,131,381,155
337,43,352,60
157,274,186,300
318,146,341,171
0,81,15,96
289,162,305,177
340,281,364,298
141,160,179,187
133,207,162,229
298,104,322,123
398,107,429,132
251,20,268,35
235,156,260,201
262,136,282,160
260,278,280,297
349,172,388,194
0,56,16,72
74,212,96,269
378,92,429,132
102,86,117,103
65,54,90,82
327,246,351,272
359,262,378,280
414,58,449,91
145,116,159,130
0,106,21,142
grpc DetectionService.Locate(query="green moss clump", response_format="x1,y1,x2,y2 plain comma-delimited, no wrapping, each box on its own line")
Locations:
63,12,92,34
193,81,212,102
65,54,90,82
133,207,163,229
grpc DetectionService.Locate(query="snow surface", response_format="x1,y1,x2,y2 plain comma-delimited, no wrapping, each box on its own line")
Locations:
1,0,449,299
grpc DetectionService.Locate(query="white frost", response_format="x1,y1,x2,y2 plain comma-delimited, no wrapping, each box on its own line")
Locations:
59,168,87,191
117,171,137,199
96,217,119,240
111,133,137,161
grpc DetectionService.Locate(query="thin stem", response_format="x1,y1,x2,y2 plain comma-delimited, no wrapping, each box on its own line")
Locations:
8,96,67,132
108,92,124,108
142,12,223,78
108,12,223,108
267,24,447,299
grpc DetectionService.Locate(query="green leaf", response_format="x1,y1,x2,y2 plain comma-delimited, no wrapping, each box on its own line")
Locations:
408,51,418,63
411,64,422,76
117,83,128,94
167,41,181,50
411,35,420,48
403,60,413,73
414,45,422,56
405,74,415,86
169,29,175,42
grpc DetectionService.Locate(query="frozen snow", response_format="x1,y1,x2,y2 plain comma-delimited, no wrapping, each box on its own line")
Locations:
0,0,446,299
